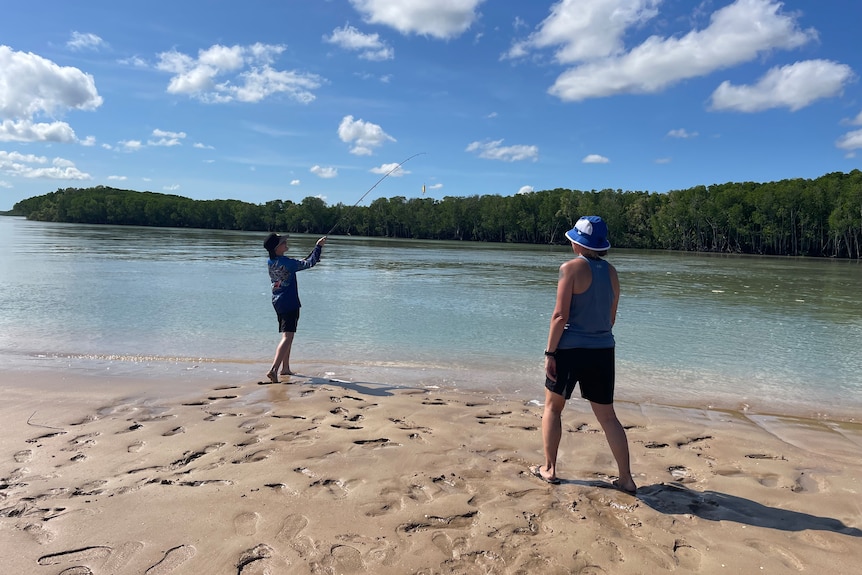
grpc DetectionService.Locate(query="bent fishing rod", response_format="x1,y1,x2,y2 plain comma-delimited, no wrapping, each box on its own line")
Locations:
325,152,426,237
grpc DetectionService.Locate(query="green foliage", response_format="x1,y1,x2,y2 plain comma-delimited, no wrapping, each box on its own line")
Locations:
12,171,862,258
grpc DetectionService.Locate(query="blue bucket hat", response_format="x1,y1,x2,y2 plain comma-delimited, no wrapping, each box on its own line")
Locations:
565,216,611,251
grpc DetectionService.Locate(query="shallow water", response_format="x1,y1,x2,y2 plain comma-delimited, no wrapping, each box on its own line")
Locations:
1,217,860,418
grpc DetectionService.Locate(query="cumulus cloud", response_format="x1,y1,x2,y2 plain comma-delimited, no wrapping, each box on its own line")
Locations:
548,0,817,102
290,179,301,186
836,130,862,153
583,154,610,164
518,185,534,194
0,150,91,180
509,0,842,106
310,165,338,178
710,60,856,112
107,175,127,181
338,115,395,155
120,140,143,151
506,0,660,63
466,139,538,162
67,31,106,51
350,0,485,39
156,43,323,104
148,129,187,147
370,162,411,176
0,45,102,143
325,24,394,61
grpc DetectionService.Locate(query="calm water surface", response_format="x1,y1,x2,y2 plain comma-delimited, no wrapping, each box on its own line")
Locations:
1,217,860,418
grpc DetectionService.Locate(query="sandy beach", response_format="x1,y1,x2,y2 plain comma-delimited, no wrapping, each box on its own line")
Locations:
1,369,860,575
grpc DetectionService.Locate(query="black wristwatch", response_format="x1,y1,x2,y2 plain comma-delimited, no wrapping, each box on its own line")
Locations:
544,350,556,358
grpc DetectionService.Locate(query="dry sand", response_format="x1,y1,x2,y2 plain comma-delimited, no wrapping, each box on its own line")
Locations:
1,369,860,575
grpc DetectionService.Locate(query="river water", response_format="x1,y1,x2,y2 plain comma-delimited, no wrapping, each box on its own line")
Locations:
1,217,860,419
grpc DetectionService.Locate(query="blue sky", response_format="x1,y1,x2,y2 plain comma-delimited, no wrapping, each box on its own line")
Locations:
2,0,861,211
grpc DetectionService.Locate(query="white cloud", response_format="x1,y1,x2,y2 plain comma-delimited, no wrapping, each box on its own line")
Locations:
427,183,443,190
290,179,301,186
0,45,102,143
67,31,106,51
836,129,862,152
325,24,394,61
0,150,91,180
120,140,143,151
370,162,410,176
338,115,396,155
655,157,672,164
667,128,698,138
521,0,819,102
0,180,11,188
156,43,322,104
119,55,148,68
466,139,539,162
506,0,661,63
310,165,338,178
164,184,181,191
193,142,214,149
148,129,187,147
583,154,610,164
517,185,534,194
350,0,485,39
0,119,77,143
107,175,127,181
711,60,855,112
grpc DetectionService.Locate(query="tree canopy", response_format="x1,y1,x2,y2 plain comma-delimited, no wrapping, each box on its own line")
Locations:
10,170,862,259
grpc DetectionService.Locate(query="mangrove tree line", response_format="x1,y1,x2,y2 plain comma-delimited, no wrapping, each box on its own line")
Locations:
9,169,862,259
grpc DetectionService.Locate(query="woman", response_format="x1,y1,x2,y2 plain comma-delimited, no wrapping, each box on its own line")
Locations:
531,215,636,494
263,232,326,383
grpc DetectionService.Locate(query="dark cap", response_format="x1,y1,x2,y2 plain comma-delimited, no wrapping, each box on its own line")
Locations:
264,233,288,252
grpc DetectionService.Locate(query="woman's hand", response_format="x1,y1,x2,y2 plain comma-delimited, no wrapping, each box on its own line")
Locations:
316,237,327,246
545,356,557,382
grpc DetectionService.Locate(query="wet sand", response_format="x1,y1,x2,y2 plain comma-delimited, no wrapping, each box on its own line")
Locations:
1,369,860,574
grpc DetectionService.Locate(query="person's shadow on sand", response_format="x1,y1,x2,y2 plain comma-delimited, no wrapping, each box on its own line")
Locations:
305,376,408,397
630,482,862,536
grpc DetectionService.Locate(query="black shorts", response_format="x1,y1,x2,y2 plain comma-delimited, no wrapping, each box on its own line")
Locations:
545,347,615,404
276,309,300,333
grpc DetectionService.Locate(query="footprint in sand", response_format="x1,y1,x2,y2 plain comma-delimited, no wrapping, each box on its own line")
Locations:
162,427,185,437
235,512,260,536
275,513,309,543
145,545,196,575
232,449,276,464
745,539,804,571
14,449,33,463
23,522,55,544
127,440,145,453
310,478,350,499
673,538,702,570
57,567,94,574
102,541,145,573
238,543,279,574
38,546,112,566
667,465,696,483
323,545,364,572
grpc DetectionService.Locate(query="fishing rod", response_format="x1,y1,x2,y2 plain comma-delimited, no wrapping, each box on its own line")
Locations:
325,152,426,236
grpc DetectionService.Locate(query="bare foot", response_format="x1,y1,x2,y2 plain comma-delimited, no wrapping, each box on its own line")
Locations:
279,369,295,376
266,370,279,383
612,477,637,495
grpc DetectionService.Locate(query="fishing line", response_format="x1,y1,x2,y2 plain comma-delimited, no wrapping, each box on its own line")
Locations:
325,152,426,236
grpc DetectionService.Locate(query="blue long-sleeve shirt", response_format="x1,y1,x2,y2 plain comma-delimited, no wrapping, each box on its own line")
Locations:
268,244,322,313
